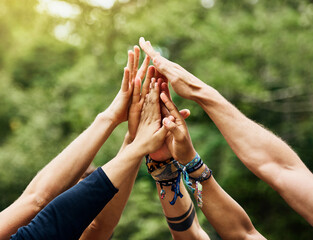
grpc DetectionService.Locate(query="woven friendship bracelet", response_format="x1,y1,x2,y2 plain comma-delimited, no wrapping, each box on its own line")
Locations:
145,155,180,181
145,153,208,206
189,164,212,208
156,177,178,199
145,155,182,201
189,164,212,183
176,152,203,195
145,155,174,174
185,153,204,174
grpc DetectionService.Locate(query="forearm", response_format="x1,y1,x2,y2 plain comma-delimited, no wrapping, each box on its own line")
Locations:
0,113,119,239
195,84,305,186
156,182,209,240
23,112,118,202
80,161,141,240
195,85,313,225
199,176,264,240
11,168,118,240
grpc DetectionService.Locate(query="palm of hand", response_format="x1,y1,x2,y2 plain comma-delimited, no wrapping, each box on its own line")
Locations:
150,141,171,161
108,88,132,123
128,100,144,140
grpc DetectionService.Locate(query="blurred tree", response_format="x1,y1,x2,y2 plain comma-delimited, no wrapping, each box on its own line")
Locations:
0,0,312,239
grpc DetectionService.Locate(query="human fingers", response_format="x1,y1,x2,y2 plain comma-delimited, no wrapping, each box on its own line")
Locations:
147,81,161,119
127,50,134,82
160,82,171,100
168,115,175,122
149,77,156,89
141,66,155,98
161,102,170,118
179,109,190,119
162,107,190,120
149,81,160,105
137,55,151,80
132,77,141,104
163,118,185,141
139,37,160,59
154,125,168,143
139,38,177,78
160,92,182,120
121,67,130,92
133,46,140,81
155,69,168,84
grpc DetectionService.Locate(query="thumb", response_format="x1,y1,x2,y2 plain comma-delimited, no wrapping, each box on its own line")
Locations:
179,109,190,120
154,125,168,142
163,118,184,141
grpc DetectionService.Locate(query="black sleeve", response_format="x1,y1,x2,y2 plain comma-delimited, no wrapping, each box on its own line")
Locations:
11,167,118,240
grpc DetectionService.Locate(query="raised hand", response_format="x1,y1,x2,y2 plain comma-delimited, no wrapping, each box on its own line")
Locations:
139,37,206,101
149,78,191,161
160,91,197,165
121,45,154,142
132,80,168,155
102,51,134,124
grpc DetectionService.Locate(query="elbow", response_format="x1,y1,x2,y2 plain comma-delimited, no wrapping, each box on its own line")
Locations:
242,229,266,240
33,194,49,212
25,193,51,213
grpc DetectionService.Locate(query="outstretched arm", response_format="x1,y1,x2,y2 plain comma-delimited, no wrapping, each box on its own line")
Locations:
139,38,313,225
0,51,136,239
11,77,168,240
160,92,265,239
156,177,209,240
80,46,152,240
147,79,209,240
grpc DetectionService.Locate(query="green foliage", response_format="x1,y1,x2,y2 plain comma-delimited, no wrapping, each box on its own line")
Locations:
0,0,312,239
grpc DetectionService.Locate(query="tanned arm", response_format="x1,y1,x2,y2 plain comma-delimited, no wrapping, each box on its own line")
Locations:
139,37,313,225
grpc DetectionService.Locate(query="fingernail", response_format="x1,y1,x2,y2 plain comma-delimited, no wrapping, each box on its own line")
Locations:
163,118,170,125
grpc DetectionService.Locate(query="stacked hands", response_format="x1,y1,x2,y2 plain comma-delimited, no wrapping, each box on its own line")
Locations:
109,42,198,165
3,37,312,240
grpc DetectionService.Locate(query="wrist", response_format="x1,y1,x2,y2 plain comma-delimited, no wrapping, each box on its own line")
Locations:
189,164,206,178
179,148,197,165
127,141,147,158
123,131,133,145
194,84,225,109
96,110,120,127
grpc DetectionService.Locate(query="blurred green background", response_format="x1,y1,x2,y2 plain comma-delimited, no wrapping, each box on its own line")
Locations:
0,0,312,239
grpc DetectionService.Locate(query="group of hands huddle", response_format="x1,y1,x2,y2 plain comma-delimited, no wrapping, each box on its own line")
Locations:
1,37,312,240
108,39,197,166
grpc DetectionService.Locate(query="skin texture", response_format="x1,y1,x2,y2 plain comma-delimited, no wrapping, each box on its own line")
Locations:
80,46,153,240
159,92,265,239
102,77,168,186
0,47,144,240
0,79,128,239
10,73,170,240
155,183,210,240
139,37,313,226
149,78,210,240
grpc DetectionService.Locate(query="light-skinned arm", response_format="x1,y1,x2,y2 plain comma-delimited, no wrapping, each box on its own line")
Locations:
159,91,265,239
139,37,313,225
10,82,169,240
0,50,136,240
148,79,209,240
80,46,153,240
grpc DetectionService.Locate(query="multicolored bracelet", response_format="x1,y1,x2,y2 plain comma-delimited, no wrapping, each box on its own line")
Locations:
145,153,210,207
189,164,212,208
145,155,182,202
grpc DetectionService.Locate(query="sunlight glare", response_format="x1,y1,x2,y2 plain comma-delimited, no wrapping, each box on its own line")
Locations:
36,0,81,18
